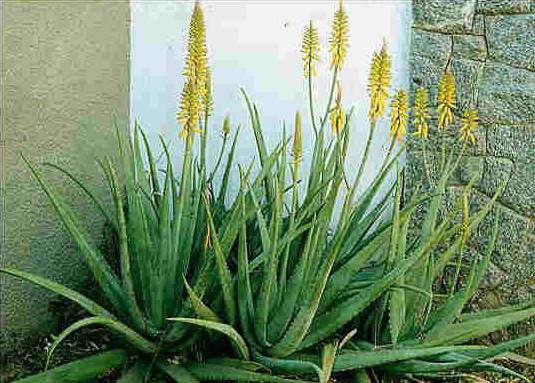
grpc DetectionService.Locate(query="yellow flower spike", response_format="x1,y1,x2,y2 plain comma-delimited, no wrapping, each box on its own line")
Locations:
389,89,409,143
222,114,231,138
368,39,392,123
437,71,456,130
178,80,202,141
293,111,303,164
178,0,210,140
302,20,320,79
460,108,478,145
329,0,349,71
412,87,431,139
330,82,345,134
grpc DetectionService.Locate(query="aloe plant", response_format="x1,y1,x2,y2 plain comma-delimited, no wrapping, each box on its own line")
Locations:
4,1,535,383
169,3,535,383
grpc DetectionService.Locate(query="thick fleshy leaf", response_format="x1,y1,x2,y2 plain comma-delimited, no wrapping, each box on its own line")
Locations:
1,268,113,318
22,155,126,314
46,316,156,367
13,349,127,383
186,362,312,382
158,362,200,383
168,317,249,359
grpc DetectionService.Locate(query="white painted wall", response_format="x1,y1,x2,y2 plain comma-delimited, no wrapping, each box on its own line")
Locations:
130,0,411,200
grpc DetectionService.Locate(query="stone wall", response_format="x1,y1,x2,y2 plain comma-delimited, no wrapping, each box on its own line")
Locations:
0,1,130,354
407,0,534,323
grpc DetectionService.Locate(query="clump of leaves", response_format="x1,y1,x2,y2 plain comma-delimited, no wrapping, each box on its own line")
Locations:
171,4,535,383
4,1,535,383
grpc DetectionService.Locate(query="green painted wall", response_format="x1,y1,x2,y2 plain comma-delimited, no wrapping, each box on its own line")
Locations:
0,0,130,354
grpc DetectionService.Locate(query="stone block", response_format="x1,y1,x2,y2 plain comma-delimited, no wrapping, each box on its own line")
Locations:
478,63,535,124
455,155,485,184
486,14,535,71
410,29,452,102
451,58,485,112
413,0,477,33
471,14,486,34
486,124,535,159
502,155,535,217
479,156,514,196
452,35,487,61
476,0,531,15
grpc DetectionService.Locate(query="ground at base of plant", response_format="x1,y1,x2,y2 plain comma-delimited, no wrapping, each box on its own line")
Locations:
0,328,120,383
2,330,533,383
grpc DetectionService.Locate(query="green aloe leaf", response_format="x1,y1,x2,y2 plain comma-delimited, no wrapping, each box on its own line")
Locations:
254,354,322,380
43,162,118,231
186,362,312,382
158,362,200,383
46,316,156,367
204,196,236,325
183,277,221,323
0,268,113,319
22,155,126,315
104,157,148,335
168,317,249,360
116,362,146,383
332,346,476,371
301,210,457,350
421,305,535,347
13,349,128,383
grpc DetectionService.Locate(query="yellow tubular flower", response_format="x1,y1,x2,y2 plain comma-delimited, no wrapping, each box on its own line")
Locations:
460,108,478,144
178,80,202,140
330,82,345,134
302,20,320,79
368,40,391,123
389,89,409,143
178,1,209,141
293,111,303,163
437,71,456,130
412,87,431,139
329,0,349,71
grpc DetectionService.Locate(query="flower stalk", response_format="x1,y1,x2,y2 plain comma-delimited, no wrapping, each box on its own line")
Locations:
302,20,320,134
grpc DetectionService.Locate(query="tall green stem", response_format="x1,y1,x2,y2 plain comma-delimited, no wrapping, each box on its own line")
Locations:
200,112,209,177
339,121,376,225
308,63,317,136
440,129,446,172
308,67,338,193
446,140,467,179
208,134,228,184
321,67,339,128
421,138,432,187
382,136,397,172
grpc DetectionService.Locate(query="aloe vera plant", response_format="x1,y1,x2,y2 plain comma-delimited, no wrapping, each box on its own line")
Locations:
4,1,535,383
4,121,295,382
169,3,535,383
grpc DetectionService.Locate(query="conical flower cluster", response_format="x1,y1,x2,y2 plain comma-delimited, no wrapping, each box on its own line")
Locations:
329,0,349,71
368,40,391,123
412,87,431,139
437,71,456,130
301,21,320,79
330,82,345,134
460,108,478,144
389,89,409,142
178,1,210,141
